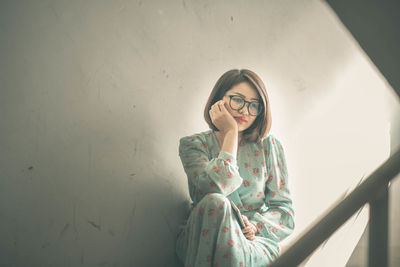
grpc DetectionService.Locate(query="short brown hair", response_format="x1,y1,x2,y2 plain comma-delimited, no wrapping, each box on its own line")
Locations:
203,69,272,143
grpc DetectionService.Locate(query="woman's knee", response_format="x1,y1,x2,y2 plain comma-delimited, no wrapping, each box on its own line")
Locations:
197,193,231,211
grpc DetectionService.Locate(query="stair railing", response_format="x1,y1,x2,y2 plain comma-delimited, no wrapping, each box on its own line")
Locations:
269,146,400,267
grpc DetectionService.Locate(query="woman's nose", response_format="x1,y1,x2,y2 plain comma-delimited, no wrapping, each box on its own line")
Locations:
239,105,249,116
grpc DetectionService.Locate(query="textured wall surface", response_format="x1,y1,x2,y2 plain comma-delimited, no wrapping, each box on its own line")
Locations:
0,0,398,266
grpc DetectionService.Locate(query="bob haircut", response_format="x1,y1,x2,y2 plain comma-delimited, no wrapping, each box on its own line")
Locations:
203,69,272,143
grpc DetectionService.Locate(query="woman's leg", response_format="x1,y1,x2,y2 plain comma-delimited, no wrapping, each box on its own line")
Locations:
176,193,251,267
176,193,281,267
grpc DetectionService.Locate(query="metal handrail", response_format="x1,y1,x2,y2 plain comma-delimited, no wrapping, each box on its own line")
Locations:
269,145,400,267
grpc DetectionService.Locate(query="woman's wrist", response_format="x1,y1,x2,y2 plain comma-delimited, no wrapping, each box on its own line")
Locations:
221,130,238,156
222,128,237,137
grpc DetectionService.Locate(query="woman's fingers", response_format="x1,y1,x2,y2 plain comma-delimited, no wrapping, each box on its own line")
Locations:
244,233,256,241
242,215,249,225
242,226,256,235
242,226,251,233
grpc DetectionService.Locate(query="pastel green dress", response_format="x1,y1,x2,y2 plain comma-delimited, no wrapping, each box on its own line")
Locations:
175,129,295,267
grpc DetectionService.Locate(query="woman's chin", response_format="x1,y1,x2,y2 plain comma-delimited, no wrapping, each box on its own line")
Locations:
238,125,248,132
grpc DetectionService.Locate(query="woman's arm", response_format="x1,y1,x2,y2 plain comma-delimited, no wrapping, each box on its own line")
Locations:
220,129,238,156
179,133,243,204
249,135,295,243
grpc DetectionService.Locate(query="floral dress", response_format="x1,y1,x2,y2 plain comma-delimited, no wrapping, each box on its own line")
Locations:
175,129,295,267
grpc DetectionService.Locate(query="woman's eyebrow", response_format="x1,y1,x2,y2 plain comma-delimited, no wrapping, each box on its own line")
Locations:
232,92,259,101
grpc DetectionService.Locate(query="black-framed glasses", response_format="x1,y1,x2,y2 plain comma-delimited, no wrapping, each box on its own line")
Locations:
224,94,262,116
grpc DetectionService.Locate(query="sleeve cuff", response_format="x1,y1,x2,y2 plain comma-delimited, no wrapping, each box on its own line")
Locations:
218,150,237,165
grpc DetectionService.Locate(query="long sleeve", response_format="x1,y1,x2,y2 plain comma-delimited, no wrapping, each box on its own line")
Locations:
249,135,295,242
178,134,243,204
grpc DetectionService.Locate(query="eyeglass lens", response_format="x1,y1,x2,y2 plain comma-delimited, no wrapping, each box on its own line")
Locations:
230,96,261,116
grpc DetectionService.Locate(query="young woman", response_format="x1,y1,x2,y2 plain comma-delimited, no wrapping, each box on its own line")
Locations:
175,69,295,267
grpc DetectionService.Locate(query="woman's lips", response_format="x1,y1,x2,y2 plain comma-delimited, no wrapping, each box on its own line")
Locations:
235,117,247,123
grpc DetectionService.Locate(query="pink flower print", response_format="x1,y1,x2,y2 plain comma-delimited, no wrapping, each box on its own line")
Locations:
263,249,267,255
271,138,275,144
271,211,276,216
280,178,285,188
223,251,231,258
204,143,208,149
254,150,261,157
199,208,204,214
271,226,278,233
202,229,210,237
256,223,264,229
227,240,234,246
213,165,220,173
240,262,244,267
208,209,216,216
209,181,217,187
253,168,259,175
257,191,263,198
268,174,274,183
243,180,250,186
271,191,276,198
227,171,232,178
262,161,266,166
223,158,231,166
206,132,212,138
235,229,240,235
210,145,214,151
248,205,253,210
193,171,197,180
222,227,229,233
219,203,224,209
245,162,251,168
277,246,280,252
221,183,226,190
279,222,285,228
276,162,280,168
264,172,268,178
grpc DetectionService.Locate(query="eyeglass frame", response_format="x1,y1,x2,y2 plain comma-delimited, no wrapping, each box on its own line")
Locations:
223,94,263,116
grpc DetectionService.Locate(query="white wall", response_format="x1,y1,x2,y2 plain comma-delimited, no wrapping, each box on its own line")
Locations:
0,0,397,266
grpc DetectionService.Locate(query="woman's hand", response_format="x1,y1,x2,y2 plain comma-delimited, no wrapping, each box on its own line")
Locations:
209,100,238,134
241,215,258,241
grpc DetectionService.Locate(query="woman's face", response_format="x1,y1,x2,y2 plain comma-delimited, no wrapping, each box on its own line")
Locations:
223,82,260,133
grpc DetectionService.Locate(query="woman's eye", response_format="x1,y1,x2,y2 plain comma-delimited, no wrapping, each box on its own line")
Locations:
250,103,260,109
233,97,243,103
